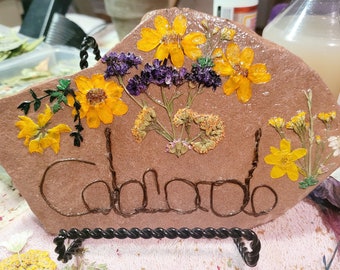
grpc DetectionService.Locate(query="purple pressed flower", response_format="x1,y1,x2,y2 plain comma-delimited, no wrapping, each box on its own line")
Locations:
186,65,221,91
142,59,187,88
126,74,148,96
102,52,142,78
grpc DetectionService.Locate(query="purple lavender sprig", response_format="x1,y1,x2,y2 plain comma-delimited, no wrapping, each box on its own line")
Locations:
185,58,222,91
126,59,188,96
102,52,142,78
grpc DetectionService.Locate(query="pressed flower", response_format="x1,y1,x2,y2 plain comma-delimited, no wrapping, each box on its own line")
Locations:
173,108,197,127
68,74,128,128
286,111,308,137
185,64,221,91
318,111,336,129
268,117,285,129
166,139,192,157
194,113,225,143
318,111,336,122
131,106,157,142
102,52,142,79
315,135,322,144
328,135,340,157
264,138,307,181
16,105,71,154
213,43,271,103
191,139,216,154
220,27,236,41
137,14,206,68
0,249,56,270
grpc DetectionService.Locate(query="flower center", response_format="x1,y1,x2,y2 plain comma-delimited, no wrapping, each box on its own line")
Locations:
86,88,107,105
280,155,290,167
233,64,248,77
162,32,181,45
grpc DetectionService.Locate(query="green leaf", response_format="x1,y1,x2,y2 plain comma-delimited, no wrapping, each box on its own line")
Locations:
50,91,62,97
33,99,41,111
57,79,71,90
52,103,61,113
30,89,38,100
17,101,31,115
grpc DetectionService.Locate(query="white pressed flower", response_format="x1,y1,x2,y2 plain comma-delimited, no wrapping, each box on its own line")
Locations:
0,230,32,253
328,136,340,157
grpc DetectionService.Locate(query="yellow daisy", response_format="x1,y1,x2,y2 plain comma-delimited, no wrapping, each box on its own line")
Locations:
264,138,307,181
16,105,71,154
68,74,128,128
214,43,271,103
137,14,206,68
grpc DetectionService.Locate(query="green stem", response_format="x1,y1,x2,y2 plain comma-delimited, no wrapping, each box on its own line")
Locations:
118,76,144,109
306,90,314,178
161,87,176,138
118,76,173,142
187,84,205,108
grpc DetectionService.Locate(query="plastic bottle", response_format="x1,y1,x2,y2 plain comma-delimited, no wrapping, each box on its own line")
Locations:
213,0,259,30
262,0,340,100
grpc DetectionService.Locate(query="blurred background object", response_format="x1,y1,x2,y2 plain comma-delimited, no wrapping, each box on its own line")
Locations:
0,0,23,27
104,0,171,40
0,0,289,37
263,0,340,100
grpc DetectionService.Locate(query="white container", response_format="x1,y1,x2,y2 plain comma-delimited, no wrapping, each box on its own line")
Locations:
262,0,340,100
0,45,90,99
213,0,259,30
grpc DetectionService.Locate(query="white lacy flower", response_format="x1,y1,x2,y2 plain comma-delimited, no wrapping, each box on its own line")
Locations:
328,136,340,157
0,230,32,253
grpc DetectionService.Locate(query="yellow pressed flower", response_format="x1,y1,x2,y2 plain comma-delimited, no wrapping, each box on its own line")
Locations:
264,138,307,181
68,74,128,128
173,108,196,127
315,135,322,144
286,111,307,135
137,14,206,68
220,27,236,41
318,111,336,122
213,43,271,103
0,249,56,270
194,113,225,143
16,105,71,154
268,117,285,129
131,106,156,142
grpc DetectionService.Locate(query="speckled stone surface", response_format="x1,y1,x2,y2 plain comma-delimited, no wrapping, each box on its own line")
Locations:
0,8,339,234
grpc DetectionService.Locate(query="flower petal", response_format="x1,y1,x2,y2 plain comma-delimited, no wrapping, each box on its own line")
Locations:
223,77,239,96
236,77,252,103
28,139,44,153
270,165,286,179
280,138,291,153
240,47,254,69
86,107,101,128
291,148,307,160
75,75,94,94
154,15,170,34
173,15,187,36
170,45,185,68
286,163,300,181
137,28,162,51
155,43,170,61
226,43,241,65
37,105,53,127
97,105,114,124
213,59,233,76
248,64,271,84
109,98,129,115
